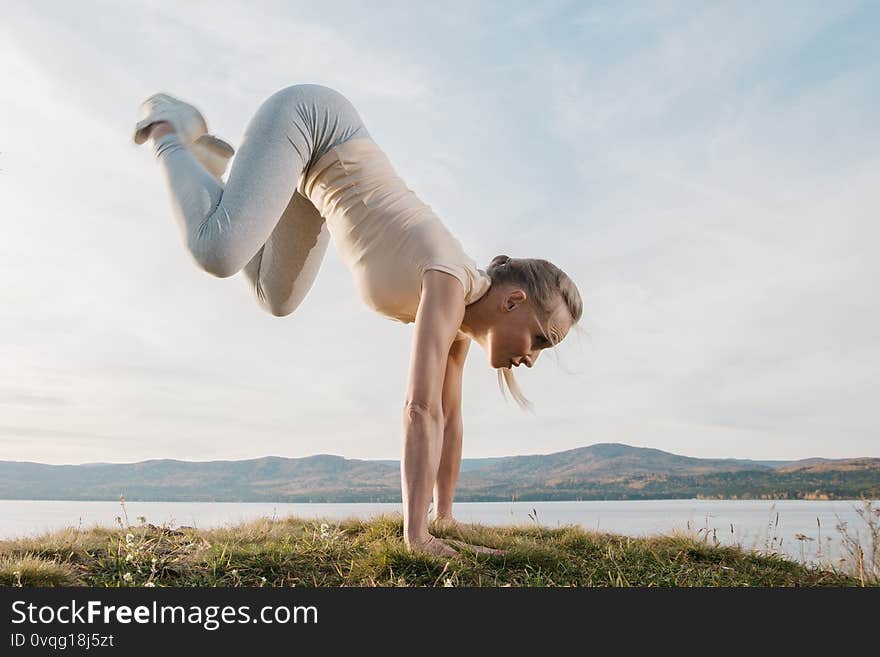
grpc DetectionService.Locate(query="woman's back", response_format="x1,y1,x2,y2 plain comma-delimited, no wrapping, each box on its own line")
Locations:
299,137,491,323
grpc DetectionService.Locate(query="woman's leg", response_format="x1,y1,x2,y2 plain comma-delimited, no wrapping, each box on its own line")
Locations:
241,189,331,317
150,84,367,281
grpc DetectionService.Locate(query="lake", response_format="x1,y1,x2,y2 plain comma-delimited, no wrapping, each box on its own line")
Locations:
1,498,876,570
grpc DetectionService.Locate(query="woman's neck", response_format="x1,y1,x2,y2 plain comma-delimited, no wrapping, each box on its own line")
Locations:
460,290,495,349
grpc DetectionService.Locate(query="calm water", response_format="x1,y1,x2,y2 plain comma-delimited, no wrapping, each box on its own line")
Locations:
1,499,875,568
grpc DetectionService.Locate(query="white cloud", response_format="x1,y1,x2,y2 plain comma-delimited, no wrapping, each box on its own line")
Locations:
1,1,877,464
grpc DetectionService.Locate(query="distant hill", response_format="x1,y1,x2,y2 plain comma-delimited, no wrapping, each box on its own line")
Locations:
0,443,876,502
775,457,880,473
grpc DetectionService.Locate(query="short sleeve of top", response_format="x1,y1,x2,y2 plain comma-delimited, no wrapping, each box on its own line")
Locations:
422,263,492,307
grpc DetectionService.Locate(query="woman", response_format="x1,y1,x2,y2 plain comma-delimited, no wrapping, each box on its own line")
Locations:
133,83,582,557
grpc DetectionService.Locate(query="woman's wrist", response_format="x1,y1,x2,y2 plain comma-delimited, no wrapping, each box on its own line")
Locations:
404,529,431,546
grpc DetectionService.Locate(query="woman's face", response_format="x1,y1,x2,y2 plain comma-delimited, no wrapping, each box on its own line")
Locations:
487,288,571,370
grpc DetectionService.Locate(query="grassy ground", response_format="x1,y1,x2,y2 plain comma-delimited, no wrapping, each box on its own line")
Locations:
1,502,877,587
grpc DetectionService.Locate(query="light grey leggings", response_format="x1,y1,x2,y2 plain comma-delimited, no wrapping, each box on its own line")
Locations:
152,83,371,316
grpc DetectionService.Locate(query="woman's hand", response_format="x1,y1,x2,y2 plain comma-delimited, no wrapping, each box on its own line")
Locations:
431,516,461,530
407,534,460,557
429,518,506,555
445,539,506,556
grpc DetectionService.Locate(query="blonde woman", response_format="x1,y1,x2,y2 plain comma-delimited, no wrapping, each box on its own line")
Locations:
133,84,582,557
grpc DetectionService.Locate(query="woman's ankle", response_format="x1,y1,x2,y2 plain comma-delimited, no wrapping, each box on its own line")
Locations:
148,121,175,141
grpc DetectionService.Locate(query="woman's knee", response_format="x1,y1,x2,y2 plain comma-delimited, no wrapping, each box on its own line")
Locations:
266,301,296,317
254,287,299,317
198,257,240,279
188,233,244,279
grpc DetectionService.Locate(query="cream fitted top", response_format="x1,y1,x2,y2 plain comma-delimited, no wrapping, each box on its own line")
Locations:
296,138,491,324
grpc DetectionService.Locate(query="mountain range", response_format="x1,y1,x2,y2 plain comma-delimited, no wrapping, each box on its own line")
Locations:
0,443,877,502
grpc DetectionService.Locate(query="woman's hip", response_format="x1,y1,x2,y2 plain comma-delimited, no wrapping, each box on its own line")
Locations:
247,83,372,166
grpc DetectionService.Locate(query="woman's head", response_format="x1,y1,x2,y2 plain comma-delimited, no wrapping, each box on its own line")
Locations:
482,255,583,411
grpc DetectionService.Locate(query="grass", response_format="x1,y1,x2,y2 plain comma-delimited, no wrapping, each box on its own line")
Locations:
1,498,877,587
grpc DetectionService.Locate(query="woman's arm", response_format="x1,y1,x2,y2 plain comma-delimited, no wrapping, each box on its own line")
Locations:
433,338,470,522
401,270,465,555
431,342,506,556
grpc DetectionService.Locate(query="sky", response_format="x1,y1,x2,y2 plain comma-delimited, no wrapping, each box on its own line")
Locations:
0,0,877,465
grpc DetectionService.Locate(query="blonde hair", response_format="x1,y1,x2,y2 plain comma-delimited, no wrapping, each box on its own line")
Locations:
485,254,583,413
